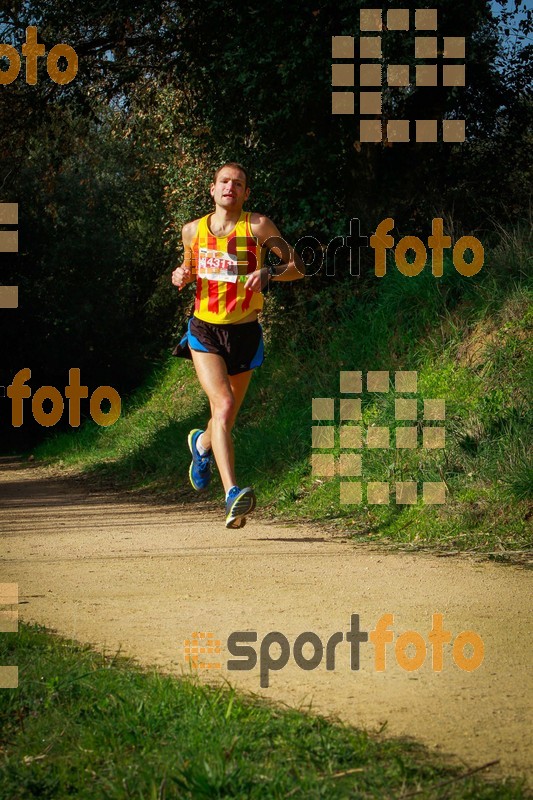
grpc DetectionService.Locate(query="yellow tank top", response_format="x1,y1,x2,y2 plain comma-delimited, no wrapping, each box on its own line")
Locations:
192,211,264,324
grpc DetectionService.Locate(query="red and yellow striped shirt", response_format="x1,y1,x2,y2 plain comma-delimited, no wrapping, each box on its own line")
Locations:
192,211,264,324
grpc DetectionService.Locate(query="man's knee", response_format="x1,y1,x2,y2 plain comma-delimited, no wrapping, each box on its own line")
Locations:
212,394,235,427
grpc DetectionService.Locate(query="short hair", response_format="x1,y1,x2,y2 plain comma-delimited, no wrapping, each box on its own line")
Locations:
213,162,249,189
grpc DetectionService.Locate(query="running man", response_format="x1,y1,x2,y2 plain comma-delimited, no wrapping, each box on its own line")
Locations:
171,162,304,528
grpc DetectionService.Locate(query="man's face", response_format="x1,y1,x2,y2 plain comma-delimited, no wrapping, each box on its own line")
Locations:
210,167,250,210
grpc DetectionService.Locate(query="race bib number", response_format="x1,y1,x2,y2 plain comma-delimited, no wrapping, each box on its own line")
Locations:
197,248,239,283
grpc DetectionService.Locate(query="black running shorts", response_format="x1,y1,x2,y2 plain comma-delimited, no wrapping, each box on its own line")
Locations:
172,316,264,376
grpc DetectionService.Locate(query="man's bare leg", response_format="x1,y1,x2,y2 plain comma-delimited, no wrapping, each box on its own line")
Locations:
201,370,253,482
190,350,253,493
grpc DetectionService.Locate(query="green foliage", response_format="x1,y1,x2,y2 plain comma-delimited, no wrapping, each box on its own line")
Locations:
0,104,190,451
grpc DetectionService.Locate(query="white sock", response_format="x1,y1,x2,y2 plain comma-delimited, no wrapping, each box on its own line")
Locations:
197,433,210,455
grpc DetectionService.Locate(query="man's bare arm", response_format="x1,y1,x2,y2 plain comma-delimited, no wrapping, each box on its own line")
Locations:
171,220,198,290
251,214,305,282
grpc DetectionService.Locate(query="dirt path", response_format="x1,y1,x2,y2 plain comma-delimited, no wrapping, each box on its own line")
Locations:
1,458,531,784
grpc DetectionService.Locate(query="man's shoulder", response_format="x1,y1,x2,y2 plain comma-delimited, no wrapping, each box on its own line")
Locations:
248,212,281,244
182,216,205,243
248,211,271,226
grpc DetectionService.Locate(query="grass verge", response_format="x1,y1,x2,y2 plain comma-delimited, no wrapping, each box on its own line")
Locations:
0,623,529,799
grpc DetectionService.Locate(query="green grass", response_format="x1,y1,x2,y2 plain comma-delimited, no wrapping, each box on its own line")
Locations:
34,224,533,555
0,623,528,799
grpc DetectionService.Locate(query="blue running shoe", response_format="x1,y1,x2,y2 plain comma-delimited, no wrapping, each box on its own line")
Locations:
225,486,256,529
188,429,212,491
